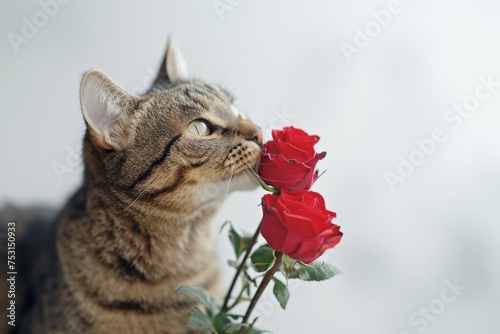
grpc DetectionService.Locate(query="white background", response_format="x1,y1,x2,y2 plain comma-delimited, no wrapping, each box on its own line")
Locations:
2,0,500,333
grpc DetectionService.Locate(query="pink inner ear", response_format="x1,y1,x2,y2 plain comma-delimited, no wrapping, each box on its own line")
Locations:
80,70,131,150
86,125,113,150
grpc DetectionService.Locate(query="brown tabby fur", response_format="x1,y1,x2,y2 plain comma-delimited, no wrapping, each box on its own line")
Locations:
0,39,262,334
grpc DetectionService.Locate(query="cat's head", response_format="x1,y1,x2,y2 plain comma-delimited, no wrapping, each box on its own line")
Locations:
79,38,262,214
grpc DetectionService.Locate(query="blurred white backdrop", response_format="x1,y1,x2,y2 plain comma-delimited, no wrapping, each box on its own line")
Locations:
2,0,500,333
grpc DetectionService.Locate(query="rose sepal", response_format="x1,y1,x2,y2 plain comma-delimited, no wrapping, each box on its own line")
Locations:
258,178,279,194
281,254,297,283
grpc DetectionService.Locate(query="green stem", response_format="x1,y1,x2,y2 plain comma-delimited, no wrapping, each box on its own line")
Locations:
222,220,263,312
240,252,283,333
226,280,250,312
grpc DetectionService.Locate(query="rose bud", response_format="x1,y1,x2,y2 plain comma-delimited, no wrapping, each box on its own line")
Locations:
259,127,326,190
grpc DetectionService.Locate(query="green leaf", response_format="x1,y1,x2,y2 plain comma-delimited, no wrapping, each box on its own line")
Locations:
272,278,290,310
227,259,239,269
242,270,257,287
224,222,253,259
251,245,275,272
213,312,231,332
239,235,253,256
221,322,246,333
176,286,220,318
187,307,213,332
226,313,244,320
288,262,341,281
249,327,269,334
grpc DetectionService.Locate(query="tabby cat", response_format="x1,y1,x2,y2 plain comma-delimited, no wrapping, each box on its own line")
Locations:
1,38,263,334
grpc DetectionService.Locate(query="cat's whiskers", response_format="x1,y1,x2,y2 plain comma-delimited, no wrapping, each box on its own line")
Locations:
246,166,261,182
223,165,236,201
219,48,251,87
226,87,246,94
223,66,255,93
220,164,233,180
198,48,214,80
245,168,263,189
243,168,259,183
219,59,237,88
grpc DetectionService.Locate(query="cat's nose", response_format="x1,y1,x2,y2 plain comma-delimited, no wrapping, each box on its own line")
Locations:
237,119,263,146
247,128,263,146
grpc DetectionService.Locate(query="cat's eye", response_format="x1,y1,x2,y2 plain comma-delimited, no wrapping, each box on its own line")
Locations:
187,120,211,136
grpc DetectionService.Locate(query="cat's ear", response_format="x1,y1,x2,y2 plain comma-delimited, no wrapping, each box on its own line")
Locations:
154,36,189,83
80,69,136,150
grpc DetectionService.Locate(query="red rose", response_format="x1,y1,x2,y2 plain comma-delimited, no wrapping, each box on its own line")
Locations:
259,127,326,190
260,189,342,263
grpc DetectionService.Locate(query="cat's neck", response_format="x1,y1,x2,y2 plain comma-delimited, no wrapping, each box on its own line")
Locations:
59,183,219,282
55,184,221,322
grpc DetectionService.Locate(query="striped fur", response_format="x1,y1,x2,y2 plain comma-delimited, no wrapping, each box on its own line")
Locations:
14,41,262,334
